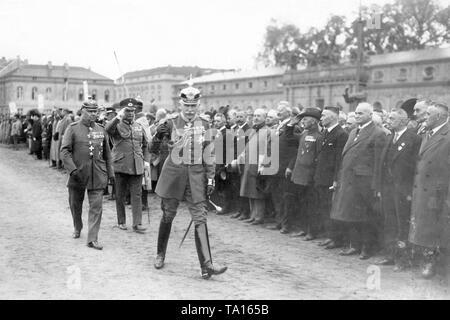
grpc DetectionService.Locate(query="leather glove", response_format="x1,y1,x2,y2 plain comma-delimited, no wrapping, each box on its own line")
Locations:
116,107,126,120
285,168,292,179
207,184,215,196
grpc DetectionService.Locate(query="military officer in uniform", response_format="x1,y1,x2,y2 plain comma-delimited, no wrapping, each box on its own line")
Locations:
153,84,227,279
60,100,113,250
106,98,150,233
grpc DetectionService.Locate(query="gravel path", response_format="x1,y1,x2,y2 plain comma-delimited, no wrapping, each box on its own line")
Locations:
0,145,449,299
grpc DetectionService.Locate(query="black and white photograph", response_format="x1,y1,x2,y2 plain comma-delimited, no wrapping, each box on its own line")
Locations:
1,0,450,303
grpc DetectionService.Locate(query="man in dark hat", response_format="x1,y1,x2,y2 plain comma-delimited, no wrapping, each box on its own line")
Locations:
286,107,323,240
106,98,150,233
152,84,227,279
314,106,348,249
60,100,114,250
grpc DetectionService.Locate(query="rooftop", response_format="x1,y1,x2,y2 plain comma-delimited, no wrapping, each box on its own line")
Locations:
368,46,450,66
181,67,286,84
1,62,113,81
121,65,228,80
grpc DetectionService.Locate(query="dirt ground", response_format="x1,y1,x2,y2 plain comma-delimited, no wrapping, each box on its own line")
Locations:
0,144,449,300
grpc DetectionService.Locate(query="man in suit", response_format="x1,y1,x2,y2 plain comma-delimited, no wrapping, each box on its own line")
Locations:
375,108,421,270
153,84,227,279
331,102,388,259
106,98,150,233
265,102,299,233
230,110,251,220
411,98,431,135
315,106,348,249
60,100,113,250
409,102,450,279
212,112,233,214
56,108,73,168
238,109,271,225
286,108,323,240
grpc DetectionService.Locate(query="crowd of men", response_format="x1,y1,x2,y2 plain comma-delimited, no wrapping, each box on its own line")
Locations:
1,91,449,280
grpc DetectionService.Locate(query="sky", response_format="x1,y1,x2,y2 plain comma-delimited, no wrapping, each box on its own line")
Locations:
1,0,448,80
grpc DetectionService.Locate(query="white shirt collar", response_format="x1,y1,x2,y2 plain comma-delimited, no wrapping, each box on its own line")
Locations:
358,121,372,130
326,123,339,132
238,122,248,129
430,122,447,136
394,127,407,139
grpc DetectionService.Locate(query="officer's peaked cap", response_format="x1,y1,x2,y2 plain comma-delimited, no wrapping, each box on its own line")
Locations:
119,98,138,110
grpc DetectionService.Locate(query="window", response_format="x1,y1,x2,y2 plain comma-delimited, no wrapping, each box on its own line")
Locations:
397,68,407,81
104,90,110,102
91,89,97,100
16,86,23,100
151,85,155,90
315,99,325,109
423,66,435,80
223,84,226,90
78,89,84,101
248,82,253,89
373,70,384,82
211,85,215,91
235,83,239,89
263,80,268,88
31,87,38,100
157,84,162,89
45,87,52,100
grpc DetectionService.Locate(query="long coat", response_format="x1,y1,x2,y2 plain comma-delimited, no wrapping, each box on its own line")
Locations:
331,121,387,222
375,128,421,196
239,124,271,199
314,125,348,187
105,117,150,175
409,123,450,248
155,113,214,204
60,119,113,190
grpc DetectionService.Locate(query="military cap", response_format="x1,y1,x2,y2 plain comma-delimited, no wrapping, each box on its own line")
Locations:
106,107,116,114
135,96,144,107
324,106,340,115
297,107,322,121
179,85,201,106
81,100,98,111
119,98,139,110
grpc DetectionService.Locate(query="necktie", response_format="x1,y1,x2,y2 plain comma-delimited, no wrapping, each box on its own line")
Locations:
393,132,399,144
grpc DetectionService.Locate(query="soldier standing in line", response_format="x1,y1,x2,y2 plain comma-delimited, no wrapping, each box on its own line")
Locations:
152,83,227,279
60,100,113,250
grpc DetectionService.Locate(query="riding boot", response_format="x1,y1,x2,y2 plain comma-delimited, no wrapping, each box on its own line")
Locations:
194,223,227,279
154,219,172,269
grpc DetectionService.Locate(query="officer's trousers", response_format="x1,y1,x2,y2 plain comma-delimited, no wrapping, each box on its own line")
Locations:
68,188,103,243
160,181,207,226
115,173,143,227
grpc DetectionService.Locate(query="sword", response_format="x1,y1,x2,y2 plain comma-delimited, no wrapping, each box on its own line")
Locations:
179,219,193,248
208,197,223,214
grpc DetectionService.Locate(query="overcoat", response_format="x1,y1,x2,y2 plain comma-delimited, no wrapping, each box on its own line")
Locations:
409,123,450,248
330,121,387,222
155,113,215,204
60,119,113,190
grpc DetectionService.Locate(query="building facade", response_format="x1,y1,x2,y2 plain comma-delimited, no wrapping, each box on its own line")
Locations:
115,66,227,112
283,47,450,113
0,58,114,115
173,67,285,110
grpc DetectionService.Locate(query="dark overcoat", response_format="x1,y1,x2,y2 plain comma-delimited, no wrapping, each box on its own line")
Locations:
330,122,387,222
409,123,450,248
